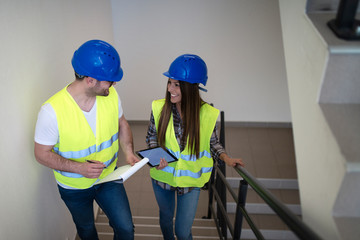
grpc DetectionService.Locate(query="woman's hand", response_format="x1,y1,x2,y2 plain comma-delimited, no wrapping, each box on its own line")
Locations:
221,153,245,167
156,158,168,170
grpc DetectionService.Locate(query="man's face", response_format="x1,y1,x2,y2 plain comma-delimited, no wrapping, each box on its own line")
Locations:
93,80,116,96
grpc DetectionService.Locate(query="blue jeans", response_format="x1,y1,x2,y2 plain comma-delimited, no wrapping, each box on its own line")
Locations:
58,181,134,240
151,179,200,240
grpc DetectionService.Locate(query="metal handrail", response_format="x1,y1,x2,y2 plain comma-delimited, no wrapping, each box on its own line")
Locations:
234,165,322,240
205,111,323,240
207,163,323,239
212,163,265,240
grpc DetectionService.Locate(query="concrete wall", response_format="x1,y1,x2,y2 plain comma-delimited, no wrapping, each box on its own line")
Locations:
111,0,291,123
279,1,346,239
0,1,114,239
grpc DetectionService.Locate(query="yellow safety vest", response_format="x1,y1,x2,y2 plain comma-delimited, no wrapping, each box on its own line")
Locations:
150,99,219,188
45,86,119,189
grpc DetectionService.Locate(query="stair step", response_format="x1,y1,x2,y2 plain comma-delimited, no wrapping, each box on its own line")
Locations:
96,232,164,240
95,177,301,239
96,215,218,237
95,229,298,240
97,214,216,227
232,229,299,240
227,177,299,190
96,232,220,240
227,202,302,215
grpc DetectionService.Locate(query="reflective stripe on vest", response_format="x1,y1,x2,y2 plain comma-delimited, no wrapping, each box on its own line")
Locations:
46,85,119,189
161,165,213,178
150,99,219,188
53,132,118,159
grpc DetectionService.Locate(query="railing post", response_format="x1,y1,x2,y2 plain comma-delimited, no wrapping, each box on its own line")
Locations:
235,166,322,240
328,0,360,40
205,168,215,219
220,111,225,147
216,163,227,239
217,110,227,239
233,179,248,240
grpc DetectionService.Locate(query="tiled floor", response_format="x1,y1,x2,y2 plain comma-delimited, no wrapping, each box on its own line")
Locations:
118,121,299,220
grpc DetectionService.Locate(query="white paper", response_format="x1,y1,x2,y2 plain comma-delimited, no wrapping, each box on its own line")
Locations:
94,158,149,185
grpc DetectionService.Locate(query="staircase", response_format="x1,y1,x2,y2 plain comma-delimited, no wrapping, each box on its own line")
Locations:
92,177,301,240
86,123,300,240
226,177,301,240
95,211,219,240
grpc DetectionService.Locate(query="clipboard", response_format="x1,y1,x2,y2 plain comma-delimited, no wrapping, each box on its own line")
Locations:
94,158,149,185
136,146,178,167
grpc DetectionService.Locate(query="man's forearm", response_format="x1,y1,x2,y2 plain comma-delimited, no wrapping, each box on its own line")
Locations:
34,142,82,173
118,116,135,156
118,118,140,166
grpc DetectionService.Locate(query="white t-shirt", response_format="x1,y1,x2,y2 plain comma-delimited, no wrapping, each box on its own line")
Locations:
34,96,123,146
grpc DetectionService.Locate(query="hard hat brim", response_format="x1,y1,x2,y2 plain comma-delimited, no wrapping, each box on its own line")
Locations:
163,71,207,92
163,71,207,86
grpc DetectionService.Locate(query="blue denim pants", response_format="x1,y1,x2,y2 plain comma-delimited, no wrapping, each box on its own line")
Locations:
151,179,200,240
58,181,134,240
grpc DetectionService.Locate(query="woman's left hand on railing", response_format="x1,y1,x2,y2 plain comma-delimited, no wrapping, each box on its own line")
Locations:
220,153,245,167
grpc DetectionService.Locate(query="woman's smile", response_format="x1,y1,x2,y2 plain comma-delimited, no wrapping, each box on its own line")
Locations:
168,79,181,104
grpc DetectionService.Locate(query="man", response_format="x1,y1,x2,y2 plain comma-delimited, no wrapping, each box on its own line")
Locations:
34,40,138,240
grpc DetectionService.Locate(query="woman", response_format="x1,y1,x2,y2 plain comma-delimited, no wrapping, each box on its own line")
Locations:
146,54,244,240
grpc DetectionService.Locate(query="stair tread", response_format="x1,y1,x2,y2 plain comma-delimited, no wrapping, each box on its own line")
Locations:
97,232,220,240
97,214,216,226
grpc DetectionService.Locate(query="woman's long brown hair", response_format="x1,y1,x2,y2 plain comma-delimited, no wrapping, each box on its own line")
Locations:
158,80,205,158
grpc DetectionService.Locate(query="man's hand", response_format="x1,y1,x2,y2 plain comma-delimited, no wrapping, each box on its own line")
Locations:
126,152,139,166
80,160,105,178
34,142,105,178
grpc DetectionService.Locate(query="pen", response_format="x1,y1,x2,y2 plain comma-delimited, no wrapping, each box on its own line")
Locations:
86,160,107,168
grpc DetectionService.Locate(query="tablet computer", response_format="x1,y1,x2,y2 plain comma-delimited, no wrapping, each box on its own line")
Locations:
136,146,178,167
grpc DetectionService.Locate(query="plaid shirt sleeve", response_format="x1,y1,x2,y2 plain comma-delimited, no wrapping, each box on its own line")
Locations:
210,124,226,161
145,111,159,148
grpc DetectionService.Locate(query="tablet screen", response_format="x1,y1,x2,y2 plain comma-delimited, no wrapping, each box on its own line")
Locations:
136,147,178,167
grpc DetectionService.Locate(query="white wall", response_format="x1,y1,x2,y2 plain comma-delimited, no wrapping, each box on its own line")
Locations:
279,1,344,239
111,0,291,122
0,1,114,239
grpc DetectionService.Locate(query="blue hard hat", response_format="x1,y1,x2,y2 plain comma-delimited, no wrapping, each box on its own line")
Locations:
163,54,208,86
72,40,123,82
